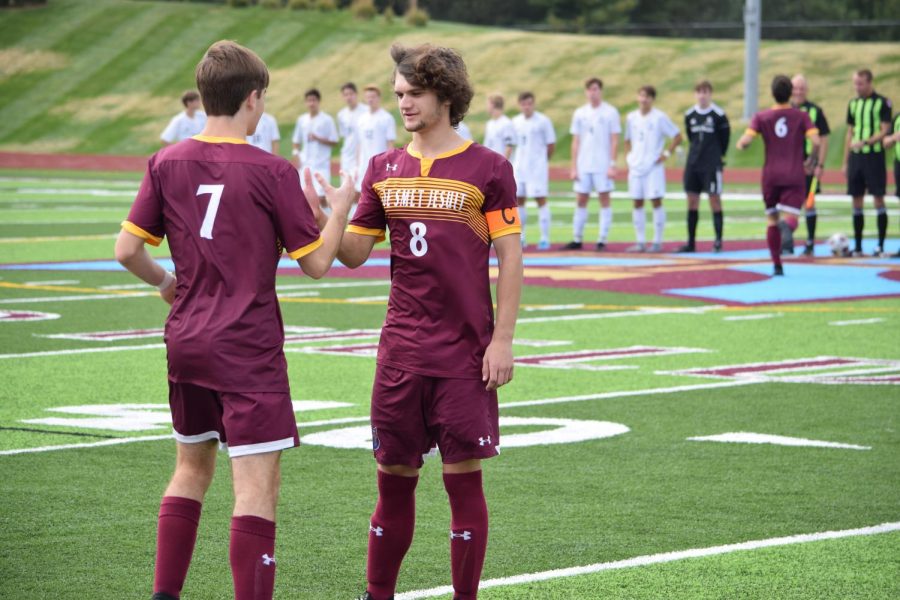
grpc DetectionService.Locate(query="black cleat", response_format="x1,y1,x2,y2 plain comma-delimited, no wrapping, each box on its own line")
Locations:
773,264,784,276
356,594,392,600
802,241,814,257
152,594,179,600
562,240,583,250
595,242,606,251
713,239,723,253
676,244,695,253
778,221,794,255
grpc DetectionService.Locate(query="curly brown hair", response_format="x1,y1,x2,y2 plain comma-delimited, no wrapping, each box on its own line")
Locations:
390,43,473,128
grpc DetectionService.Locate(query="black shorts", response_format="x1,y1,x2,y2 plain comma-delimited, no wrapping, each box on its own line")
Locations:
684,166,722,195
847,153,886,197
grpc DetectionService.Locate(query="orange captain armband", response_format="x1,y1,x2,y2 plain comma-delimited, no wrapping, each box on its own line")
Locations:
486,207,521,240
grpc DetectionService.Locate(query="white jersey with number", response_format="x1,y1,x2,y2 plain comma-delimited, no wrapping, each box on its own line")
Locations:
337,104,367,172
356,108,397,180
246,112,280,153
455,121,473,141
625,107,679,176
160,111,206,143
511,111,556,177
570,102,621,173
292,111,338,171
483,115,515,156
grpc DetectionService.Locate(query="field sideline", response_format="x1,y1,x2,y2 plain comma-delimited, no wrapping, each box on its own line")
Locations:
1,168,898,598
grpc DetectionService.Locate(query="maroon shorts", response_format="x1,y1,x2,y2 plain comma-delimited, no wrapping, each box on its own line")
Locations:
370,364,500,468
168,381,299,458
762,179,805,214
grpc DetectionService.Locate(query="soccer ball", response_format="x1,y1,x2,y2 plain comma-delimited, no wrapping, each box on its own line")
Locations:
827,232,850,256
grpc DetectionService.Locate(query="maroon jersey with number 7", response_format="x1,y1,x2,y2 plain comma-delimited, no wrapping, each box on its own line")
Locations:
122,135,322,393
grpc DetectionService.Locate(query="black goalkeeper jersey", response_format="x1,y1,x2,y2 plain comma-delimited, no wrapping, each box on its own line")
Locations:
684,103,730,171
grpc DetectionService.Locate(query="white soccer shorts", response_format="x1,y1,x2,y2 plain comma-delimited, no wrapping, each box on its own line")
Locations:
628,164,666,200
515,174,549,199
574,171,614,195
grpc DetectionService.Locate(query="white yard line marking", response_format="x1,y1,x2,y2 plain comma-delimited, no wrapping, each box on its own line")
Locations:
347,295,390,303
687,432,871,450
0,233,116,244
0,343,165,360
723,313,782,321
829,318,885,327
0,292,154,304
518,305,720,324
23,279,80,286
523,304,586,312
99,283,149,290
275,281,390,290
278,291,320,298
395,522,900,599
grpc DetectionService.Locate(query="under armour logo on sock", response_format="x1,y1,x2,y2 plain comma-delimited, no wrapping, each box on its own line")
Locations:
478,436,491,446
370,524,384,537
261,553,276,566
450,530,472,541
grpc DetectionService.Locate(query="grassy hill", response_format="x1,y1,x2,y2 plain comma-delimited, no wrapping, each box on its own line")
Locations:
0,0,897,168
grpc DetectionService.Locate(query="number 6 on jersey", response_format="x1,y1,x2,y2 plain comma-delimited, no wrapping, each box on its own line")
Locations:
197,184,224,239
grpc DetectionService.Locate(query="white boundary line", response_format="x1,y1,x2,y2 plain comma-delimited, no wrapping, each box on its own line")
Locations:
0,343,165,360
396,521,900,599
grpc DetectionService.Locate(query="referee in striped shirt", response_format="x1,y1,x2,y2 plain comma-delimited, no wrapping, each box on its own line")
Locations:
842,69,893,256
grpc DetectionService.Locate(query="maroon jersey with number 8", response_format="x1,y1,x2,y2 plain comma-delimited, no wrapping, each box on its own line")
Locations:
122,136,322,393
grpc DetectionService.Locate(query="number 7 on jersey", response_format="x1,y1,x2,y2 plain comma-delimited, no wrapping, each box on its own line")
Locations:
197,184,224,239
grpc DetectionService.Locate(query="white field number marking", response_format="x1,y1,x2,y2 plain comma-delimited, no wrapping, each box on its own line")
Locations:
300,417,630,450
197,184,224,239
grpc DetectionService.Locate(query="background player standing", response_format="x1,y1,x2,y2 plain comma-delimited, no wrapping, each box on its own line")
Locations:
791,74,830,256
333,43,523,600
624,85,682,252
356,84,397,194
842,69,893,256
512,91,556,249
337,82,368,201
885,110,900,257
246,111,280,154
291,88,338,210
483,93,515,159
115,40,353,600
737,75,819,276
564,77,620,251
679,80,729,253
160,90,206,146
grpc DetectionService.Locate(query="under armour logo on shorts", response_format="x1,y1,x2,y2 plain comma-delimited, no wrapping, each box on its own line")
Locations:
478,436,492,446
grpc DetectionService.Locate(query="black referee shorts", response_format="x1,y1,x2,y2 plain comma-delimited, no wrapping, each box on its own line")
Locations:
895,160,899,198
804,173,821,197
847,153,886,197
684,167,722,195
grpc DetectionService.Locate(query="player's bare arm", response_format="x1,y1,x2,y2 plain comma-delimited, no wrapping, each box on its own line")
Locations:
842,127,853,173
659,132,683,162
114,231,176,305
570,134,580,180
482,233,523,391
546,142,555,160
296,168,354,279
608,132,619,178
736,131,754,150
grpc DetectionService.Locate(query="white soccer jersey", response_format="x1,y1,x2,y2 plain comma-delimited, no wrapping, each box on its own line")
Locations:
356,108,397,179
246,112,280,153
160,111,206,143
625,108,680,176
337,103,367,172
455,120,473,141
570,102,621,173
484,115,515,156
511,111,556,176
292,111,338,171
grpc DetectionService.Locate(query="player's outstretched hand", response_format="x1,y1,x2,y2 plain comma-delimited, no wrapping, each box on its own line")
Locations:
482,339,514,391
300,167,324,223
321,169,355,217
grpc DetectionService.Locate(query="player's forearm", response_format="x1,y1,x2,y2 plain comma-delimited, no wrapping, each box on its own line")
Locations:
299,210,350,279
492,244,523,344
570,138,579,170
336,232,376,269
669,133,683,153
272,140,280,156
736,134,752,150
609,134,619,161
114,232,169,287
843,129,852,163
546,143,555,160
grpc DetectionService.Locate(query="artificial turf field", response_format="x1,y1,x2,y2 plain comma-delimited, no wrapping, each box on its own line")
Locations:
1,170,898,599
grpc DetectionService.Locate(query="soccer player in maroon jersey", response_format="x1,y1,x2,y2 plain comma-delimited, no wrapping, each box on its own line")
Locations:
326,44,523,600
114,40,353,600
736,75,820,276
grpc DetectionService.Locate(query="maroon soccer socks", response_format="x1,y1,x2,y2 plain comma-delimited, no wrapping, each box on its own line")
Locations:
444,470,489,600
230,515,277,600
153,496,202,599
366,470,419,599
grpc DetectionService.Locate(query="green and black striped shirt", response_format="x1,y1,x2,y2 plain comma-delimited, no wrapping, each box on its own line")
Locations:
894,113,900,162
846,91,892,155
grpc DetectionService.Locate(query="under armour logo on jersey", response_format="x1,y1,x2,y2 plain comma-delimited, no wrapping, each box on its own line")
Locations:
478,436,492,446
450,530,472,541
261,553,276,566
386,163,398,172
370,524,384,537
